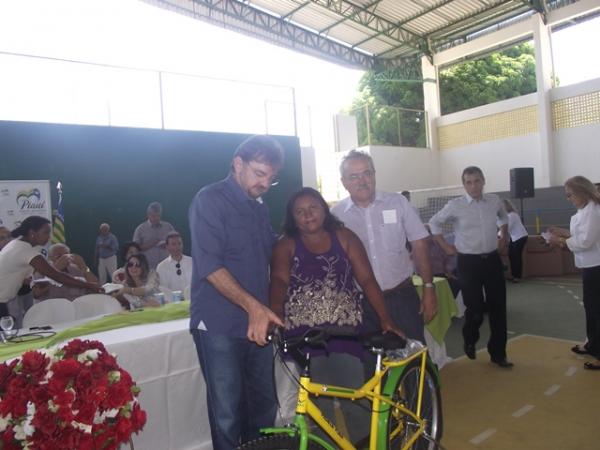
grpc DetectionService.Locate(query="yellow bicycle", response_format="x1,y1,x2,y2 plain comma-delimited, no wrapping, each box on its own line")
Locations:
238,328,444,450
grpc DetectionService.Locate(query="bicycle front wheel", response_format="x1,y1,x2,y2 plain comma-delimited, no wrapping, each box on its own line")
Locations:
387,358,443,450
237,434,329,450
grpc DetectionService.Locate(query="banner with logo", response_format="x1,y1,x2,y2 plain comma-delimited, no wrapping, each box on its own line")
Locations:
0,180,52,231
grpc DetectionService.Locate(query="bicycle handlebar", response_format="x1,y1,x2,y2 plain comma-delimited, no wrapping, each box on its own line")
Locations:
269,327,407,352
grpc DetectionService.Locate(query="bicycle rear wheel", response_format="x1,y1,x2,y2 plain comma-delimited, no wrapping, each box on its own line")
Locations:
387,358,443,450
237,434,328,450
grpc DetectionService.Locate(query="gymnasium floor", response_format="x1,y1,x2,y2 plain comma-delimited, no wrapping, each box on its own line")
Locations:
439,276,598,450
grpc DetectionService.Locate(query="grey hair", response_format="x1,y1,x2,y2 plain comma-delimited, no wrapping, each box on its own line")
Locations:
147,202,162,215
49,243,70,257
339,149,375,178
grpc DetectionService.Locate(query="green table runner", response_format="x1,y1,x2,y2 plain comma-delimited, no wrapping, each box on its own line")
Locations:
0,302,190,363
1,279,458,362
413,276,459,344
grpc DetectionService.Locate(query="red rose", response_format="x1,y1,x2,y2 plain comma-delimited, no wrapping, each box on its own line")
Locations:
47,376,68,396
20,350,49,380
115,417,133,443
74,368,94,395
0,360,18,390
131,404,147,430
75,402,96,424
52,358,80,380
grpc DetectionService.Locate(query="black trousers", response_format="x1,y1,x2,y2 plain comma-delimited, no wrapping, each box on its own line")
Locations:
458,251,507,360
508,236,528,279
582,265,600,360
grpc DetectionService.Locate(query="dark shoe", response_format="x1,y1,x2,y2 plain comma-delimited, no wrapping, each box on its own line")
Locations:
571,344,590,355
464,344,476,360
491,358,514,368
583,361,600,371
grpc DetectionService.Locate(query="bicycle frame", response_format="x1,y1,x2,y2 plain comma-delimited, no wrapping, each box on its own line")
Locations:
261,347,432,450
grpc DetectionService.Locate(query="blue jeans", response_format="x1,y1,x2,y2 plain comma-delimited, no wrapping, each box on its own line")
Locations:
191,329,277,450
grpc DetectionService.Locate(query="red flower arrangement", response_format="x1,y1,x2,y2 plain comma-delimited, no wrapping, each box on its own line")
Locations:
0,339,146,450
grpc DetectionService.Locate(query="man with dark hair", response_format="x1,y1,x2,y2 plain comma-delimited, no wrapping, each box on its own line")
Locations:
429,166,513,368
156,231,192,293
188,135,284,450
133,202,174,270
332,150,437,347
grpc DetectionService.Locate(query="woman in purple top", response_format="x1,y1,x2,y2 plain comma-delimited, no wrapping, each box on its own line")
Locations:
270,187,401,443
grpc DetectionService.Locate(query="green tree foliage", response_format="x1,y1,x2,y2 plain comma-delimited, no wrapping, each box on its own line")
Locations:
346,43,537,147
440,43,537,114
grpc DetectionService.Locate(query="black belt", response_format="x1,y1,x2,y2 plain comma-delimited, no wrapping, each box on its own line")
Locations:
382,277,413,296
458,250,498,259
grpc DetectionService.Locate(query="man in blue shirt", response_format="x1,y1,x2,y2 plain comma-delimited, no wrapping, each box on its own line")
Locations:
189,135,285,450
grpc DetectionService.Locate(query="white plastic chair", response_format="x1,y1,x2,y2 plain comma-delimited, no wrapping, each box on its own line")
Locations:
73,294,123,320
22,298,76,328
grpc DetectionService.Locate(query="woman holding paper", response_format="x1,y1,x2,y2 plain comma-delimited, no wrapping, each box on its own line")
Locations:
0,216,102,318
548,176,600,371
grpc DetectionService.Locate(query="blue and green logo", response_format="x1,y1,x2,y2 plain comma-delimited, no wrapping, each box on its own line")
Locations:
16,188,46,210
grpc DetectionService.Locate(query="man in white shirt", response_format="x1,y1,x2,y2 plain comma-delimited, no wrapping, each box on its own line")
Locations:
429,166,513,368
332,150,437,346
156,231,192,293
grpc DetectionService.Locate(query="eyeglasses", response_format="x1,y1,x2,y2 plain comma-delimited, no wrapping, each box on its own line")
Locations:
175,262,182,276
345,169,374,183
127,262,140,268
246,161,280,186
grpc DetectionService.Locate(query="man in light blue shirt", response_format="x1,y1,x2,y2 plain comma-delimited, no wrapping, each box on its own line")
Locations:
429,166,512,368
332,150,437,346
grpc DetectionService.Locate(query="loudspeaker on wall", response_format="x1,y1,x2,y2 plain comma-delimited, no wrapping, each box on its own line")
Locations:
510,167,534,198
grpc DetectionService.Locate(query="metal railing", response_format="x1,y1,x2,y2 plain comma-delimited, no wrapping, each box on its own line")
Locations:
349,104,429,148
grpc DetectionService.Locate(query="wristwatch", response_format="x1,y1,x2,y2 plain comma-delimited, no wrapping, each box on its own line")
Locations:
424,282,435,288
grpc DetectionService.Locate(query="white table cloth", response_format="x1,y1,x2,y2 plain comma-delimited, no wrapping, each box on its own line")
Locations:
81,319,211,450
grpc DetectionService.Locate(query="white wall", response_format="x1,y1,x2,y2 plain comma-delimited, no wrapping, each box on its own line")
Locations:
300,146,318,189
438,134,540,191
436,93,541,191
339,77,600,194
552,78,600,184
361,146,438,192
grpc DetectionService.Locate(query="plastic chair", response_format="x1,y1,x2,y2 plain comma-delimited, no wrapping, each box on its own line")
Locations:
22,298,76,328
73,294,123,320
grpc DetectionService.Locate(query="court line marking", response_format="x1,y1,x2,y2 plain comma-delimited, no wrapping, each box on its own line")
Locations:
470,428,497,445
512,404,535,418
579,301,584,307
565,366,577,376
573,295,580,300
566,290,573,294
545,384,561,396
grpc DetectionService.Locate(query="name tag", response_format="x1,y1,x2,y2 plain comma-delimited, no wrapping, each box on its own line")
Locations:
382,209,397,224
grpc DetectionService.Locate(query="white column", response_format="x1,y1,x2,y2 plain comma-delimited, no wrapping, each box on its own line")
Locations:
422,55,441,186
532,13,557,187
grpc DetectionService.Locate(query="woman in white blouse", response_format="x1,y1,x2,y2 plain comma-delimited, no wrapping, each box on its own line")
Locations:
548,176,600,371
502,199,528,283
0,216,101,318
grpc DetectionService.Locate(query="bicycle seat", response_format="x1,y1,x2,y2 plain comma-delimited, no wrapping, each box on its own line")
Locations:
361,332,406,350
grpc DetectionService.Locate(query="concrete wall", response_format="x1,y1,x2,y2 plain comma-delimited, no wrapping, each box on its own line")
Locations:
359,76,600,193
366,146,438,192
551,77,600,185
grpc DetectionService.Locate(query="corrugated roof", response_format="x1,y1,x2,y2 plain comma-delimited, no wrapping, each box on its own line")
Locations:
143,0,583,69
